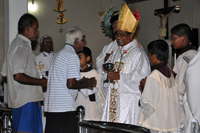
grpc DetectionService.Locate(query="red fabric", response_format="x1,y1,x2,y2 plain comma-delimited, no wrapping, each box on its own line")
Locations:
133,9,140,20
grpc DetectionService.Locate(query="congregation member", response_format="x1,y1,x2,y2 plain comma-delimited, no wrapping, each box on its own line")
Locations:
36,34,55,132
76,46,105,120
184,46,200,132
101,3,151,125
170,23,198,132
96,10,119,74
36,35,55,79
2,13,47,133
138,40,181,132
44,26,97,133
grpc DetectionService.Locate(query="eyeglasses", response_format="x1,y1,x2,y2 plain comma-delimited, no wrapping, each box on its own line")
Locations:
43,41,53,44
169,36,177,41
115,32,129,37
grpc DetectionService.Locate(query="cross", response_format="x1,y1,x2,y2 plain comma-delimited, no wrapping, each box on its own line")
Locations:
154,0,178,39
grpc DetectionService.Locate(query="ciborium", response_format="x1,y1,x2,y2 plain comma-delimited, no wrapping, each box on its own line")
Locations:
103,63,114,83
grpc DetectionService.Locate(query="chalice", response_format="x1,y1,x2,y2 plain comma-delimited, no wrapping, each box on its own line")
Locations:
103,63,114,83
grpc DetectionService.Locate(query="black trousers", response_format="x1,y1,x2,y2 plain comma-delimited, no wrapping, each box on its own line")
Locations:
45,111,77,133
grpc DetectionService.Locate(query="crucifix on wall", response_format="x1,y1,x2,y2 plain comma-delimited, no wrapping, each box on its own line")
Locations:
154,0,180,40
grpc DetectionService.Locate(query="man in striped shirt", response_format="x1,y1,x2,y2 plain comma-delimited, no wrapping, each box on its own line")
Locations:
44,26,96,133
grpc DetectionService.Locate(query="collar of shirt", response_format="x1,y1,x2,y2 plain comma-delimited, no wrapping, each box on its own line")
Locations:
119,40,132,52
17,34,31,48
43,51,54,57
65,44,76,53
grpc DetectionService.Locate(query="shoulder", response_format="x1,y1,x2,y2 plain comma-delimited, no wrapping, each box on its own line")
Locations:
54,49,79,64
103,40,118,51
131,46,148,61
183,49,198,56
36,52,44,58
177,50,197,65
130,40,145,54
149,70,175,84
148,70,164,83
58,47,77,58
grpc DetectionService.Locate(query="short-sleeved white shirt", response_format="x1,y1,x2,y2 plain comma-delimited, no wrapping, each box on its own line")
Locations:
6,34,44,108
44,45,80,112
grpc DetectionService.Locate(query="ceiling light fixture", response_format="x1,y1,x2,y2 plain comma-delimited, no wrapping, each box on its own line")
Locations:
28,0,37,12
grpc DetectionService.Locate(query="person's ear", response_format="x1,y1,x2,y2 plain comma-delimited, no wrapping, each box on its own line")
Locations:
26,25,31,32
39,43,42,47
182,35,187,42
74,38,79,45
86,56,91,62
129,33,134,40
152,54,157,59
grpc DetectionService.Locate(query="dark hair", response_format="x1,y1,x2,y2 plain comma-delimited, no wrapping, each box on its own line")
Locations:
110,14,119,24
18,13,38,33
77,47,92,63
147,40,169,61
170,23,192,41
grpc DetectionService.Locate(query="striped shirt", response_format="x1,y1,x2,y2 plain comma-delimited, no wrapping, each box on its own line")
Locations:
44,45,80,112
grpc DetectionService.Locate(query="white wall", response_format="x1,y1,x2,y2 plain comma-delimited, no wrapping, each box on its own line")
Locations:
128,0,200,53
2,0,28,102
1,0,199,75
28,0,125,68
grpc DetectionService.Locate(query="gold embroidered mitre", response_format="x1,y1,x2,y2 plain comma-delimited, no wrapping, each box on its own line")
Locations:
117,3,139,34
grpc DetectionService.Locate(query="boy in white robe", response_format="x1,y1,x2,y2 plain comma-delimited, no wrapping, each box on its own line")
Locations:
170,23,198,132
184,47,200,132
138,39,181,133
76,47,105,120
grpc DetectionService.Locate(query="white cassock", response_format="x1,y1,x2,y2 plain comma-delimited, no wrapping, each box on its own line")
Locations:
96,40,118,74
173,49,197,132
184,47,200,133
138,70,181,132
76,69,105,120
35,51,55,132
101,39,151,125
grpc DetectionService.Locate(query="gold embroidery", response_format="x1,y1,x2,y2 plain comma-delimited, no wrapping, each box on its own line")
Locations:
109,84,119,122
114,62,124,73
37,61,45,71
109,61,125,122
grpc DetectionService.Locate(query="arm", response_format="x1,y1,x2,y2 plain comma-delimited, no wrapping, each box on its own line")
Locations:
12,47,47,87
139,77,147,93
96,45,108,73
1,60,7,83
174,57,190,93
14,73,47,88
96,41,117,73
67,77,96,89
165,8,175,18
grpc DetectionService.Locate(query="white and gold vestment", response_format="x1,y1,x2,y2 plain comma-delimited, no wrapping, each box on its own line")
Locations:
101,39,151,125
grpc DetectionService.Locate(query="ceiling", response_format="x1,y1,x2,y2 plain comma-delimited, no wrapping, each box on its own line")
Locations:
123,0,148,4
123,0,181,4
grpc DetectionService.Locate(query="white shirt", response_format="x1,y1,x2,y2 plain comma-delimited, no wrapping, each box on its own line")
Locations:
6,34,43,108
36,51,55,78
